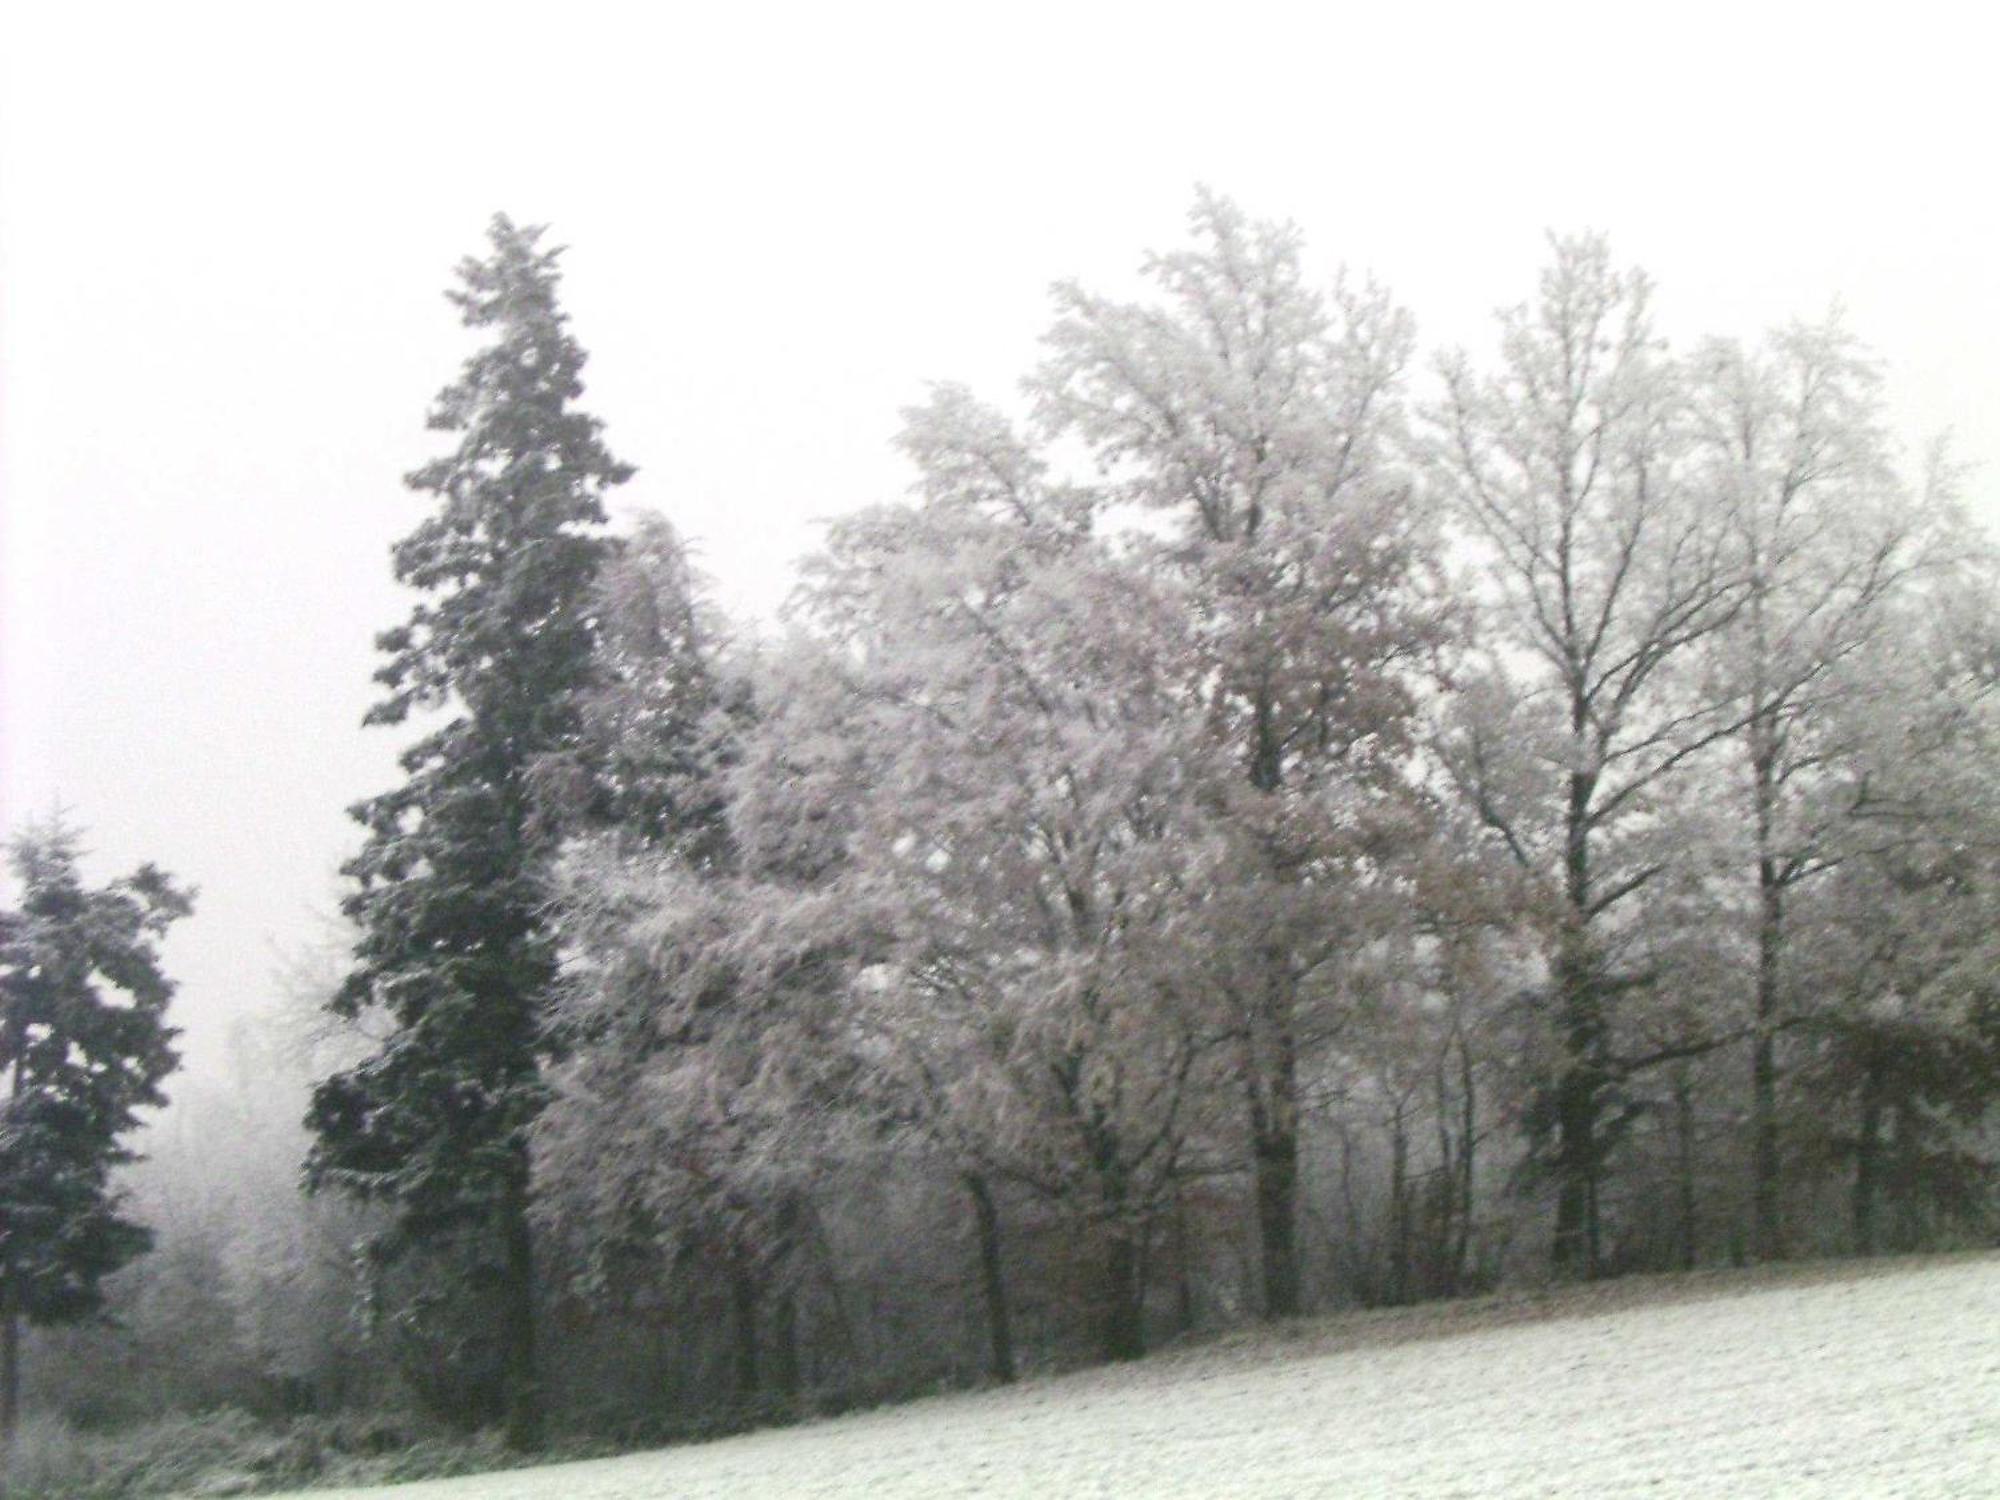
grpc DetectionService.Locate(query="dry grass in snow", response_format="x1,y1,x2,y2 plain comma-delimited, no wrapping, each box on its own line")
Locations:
267,1253,2000,1499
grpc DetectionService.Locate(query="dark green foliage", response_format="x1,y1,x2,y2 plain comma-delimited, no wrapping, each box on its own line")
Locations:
373,1259,509,1432
1796,842,2000,1252
305,215,632,1449
0,822,192,1442
0,825,189,1321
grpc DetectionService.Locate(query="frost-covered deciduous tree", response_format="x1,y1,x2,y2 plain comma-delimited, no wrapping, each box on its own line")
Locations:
1031,191,1448,1317
534,515,856,1407
1776,580,2000,1253
306,215,631,1450
540,849,858,1405
1429,236,1748,1277
775,387,1229,1361
0,822,191,1449
536,512,745,858
1686,317,1966,1259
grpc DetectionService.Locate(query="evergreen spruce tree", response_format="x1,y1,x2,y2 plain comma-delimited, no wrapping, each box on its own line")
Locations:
306,216,631,1450
0,821,191,1451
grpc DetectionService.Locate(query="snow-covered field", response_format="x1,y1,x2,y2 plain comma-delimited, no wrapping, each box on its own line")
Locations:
278,1255,1999,1498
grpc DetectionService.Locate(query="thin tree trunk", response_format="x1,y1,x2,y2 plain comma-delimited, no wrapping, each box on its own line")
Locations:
1432,1052,1458,1298
963,1173,1016,1383
1452,1030,1477,1291
1853,1057,1886,1256
1388,1102,1411,1305
1739,559,1791,1265
1893,1104,1924,1252
1674,1066,1699,1271
1,1303,19,1463
1172,1184,1196,1334
499,1155,542,1452
1750,730,1785,1262
1336,1123,1363,1298
730,1257,761,1403
770,1294,800,1402
769,1198,803,1402
1586,1161,1603,1273
1552,772,1607,1280
1247,1012,1301,1319
2,1044,20,1459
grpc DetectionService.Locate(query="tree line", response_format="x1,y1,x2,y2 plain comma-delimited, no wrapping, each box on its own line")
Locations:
9,196,1999,1454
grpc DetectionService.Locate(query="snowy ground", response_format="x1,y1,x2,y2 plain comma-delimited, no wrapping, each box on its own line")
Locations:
274,1255,1999,1499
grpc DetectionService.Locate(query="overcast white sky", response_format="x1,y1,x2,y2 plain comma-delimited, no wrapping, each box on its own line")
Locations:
3,1,1995,1086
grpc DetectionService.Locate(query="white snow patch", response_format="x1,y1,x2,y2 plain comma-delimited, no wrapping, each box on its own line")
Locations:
275,1256,2000,1498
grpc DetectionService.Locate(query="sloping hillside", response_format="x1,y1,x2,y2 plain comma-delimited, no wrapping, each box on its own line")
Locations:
271,1254,2000,1498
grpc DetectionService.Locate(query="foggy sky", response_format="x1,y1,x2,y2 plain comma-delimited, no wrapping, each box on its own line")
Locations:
3,1,1994,1090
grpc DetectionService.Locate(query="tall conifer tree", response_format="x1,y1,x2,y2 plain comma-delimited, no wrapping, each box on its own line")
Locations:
306,215,631,1449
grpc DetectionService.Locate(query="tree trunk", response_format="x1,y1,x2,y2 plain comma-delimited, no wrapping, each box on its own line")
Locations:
1432,1054,1459,1298
499,1155,542,1453
730,1257,761,1404
1674,1066,1699,1271
769,1198,803,1402
1387,1102,1411,1305
1,1303,19,1462
1247,1011,1301,1319
1892,1104,1923,1253
2,1046,19,1458
1853,1057,1885,1256
1336,1124,1363,1298
770,1294,801,1403
1451,1030,1478,1292
1750,740,1786,1262
1099,1224,1145,1362
1172,1185,1196,1335
1550,983,1606,1279
963,1173,1016,1383
1252,1123,1300,1319
1552,772,1607,1280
